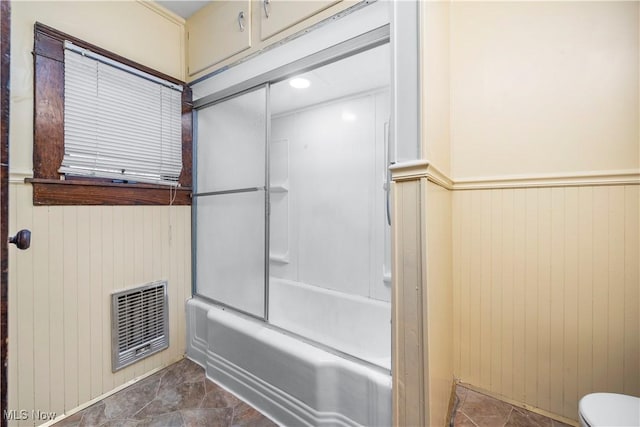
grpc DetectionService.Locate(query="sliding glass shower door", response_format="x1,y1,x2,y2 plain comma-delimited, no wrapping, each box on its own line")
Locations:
194,86,268,318
193,33,395,368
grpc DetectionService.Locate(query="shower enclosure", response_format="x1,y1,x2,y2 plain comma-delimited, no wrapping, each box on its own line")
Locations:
188,31,392,426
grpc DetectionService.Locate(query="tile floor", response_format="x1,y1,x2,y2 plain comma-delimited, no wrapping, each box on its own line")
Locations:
52,358,276,427
452,385,574,427
51,357,578,427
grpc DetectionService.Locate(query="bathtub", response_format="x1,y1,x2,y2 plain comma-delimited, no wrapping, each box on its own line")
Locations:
186,283,392,426
269,278,391,370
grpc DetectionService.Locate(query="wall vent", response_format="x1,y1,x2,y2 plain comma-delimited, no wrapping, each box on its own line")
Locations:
111,281,169,372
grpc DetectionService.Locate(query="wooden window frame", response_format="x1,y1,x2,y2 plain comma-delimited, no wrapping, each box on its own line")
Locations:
30,22,192,205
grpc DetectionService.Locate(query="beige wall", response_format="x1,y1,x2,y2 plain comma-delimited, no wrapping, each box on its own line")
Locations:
10,0,185,176
450,1,639,179
8,2,190,425
448,1,640,424
421,0,450,176
421,1,455,424
452,185,639,421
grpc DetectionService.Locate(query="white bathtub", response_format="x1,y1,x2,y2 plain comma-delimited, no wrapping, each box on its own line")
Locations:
269,278,391,370
186,295,392,426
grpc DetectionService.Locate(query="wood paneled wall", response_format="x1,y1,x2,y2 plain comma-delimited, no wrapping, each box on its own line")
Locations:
452,184,640,421
392,179,426,427
424,181,453,426
392,177,454,427
7,183,192,426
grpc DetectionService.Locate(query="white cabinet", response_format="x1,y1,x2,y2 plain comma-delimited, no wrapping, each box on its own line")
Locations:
185,0,353,81
187,0,251,77
260,0,341,40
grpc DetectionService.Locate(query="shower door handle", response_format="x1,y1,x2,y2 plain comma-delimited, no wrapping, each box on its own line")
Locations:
384,120,393,226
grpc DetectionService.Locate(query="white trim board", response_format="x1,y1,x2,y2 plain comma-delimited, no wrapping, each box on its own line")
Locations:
390,161,640,190
9,170,33,184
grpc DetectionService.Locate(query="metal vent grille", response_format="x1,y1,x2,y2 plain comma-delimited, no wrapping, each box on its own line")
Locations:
111,281,169,372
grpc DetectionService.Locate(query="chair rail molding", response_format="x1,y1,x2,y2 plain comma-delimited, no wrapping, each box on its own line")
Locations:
390,163,640,191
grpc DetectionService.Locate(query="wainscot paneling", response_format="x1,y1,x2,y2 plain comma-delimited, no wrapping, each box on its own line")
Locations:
8,182,192,426
392,178,426,427
392,176,455,427
452,184,639,421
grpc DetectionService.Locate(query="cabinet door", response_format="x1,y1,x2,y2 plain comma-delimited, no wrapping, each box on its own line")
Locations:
187,0,251,77
260,0,341,41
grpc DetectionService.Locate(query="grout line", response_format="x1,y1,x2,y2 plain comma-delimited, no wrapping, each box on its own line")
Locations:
460,409,479,427
197,379,206,409
229,405,236,426
502,407,513,427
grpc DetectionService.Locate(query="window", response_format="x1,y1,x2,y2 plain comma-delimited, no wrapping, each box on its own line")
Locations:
31,23,192,205
62,42,183,186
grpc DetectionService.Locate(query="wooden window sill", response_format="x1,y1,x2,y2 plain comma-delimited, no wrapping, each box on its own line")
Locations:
28,178,192,206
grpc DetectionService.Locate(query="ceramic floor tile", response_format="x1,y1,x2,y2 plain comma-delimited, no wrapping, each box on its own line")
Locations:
466,413,513,427
506,406,553,427
52,359,274,427
134,398,179,420
454,411,478,427
158,380,206,411
201,381,242,409
51,411,82,427
460,389,512,421
452,385,575,427
231,402,278,427
78,402,109,427
103,376,161,420
456,385,469,406
99,420,140,427
137,411,184,427
180,407,234,427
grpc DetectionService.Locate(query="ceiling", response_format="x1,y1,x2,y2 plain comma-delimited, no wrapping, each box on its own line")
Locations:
270,43,390,115
156,0,211,19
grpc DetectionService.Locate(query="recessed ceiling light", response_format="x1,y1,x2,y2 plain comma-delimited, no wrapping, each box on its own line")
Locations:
289,78,310,89
342,111,357,121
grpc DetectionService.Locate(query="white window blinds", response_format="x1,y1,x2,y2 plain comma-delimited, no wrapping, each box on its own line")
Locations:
61,42,183,186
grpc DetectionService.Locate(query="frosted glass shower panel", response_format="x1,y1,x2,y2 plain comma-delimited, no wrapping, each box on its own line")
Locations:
196,191,266,318
196,87,267,193
269,139,289,262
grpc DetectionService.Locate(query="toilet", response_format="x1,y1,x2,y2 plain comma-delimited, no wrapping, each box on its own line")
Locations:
579,393,640,427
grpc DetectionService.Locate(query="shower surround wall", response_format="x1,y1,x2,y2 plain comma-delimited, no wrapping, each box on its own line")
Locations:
268,89,392,367
269,90,391,303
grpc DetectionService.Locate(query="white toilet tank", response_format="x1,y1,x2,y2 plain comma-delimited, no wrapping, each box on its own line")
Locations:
579,393,640,427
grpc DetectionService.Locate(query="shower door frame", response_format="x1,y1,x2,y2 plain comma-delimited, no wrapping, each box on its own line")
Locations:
192,23,390,330
192,83,271,321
